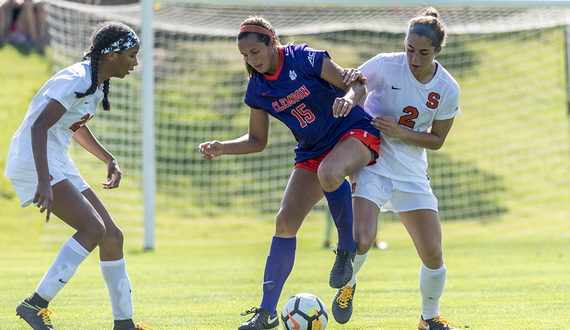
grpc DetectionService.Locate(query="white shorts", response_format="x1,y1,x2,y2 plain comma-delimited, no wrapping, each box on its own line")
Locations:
9,160,90,208
351,167,438,213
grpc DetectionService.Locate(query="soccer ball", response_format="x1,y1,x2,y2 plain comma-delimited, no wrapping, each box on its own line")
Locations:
281,293,328,330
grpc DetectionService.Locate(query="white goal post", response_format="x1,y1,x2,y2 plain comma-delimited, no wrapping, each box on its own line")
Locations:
44,0,570,250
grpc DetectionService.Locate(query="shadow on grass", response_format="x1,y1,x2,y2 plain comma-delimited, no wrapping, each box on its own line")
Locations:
0,41,45,56
379,152,507,222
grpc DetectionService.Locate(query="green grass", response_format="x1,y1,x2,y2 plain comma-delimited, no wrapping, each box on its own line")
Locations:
0,214,569,329
1,35,570,329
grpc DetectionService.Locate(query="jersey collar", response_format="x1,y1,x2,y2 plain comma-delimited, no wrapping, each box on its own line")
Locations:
263,47,284,81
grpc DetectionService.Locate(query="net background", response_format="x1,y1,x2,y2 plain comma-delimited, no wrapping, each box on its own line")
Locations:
43,1,570,245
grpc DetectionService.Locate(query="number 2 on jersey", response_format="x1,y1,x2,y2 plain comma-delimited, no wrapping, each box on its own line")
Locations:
399,106,418,129
292,103,315,128
69,114,93,132
398,92,441,129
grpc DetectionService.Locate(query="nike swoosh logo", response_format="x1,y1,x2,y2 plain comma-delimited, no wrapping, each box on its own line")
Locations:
350,131,355,135
59,279,68,283
391,86,401,90
285,309,300,329
267,314,279,325
262,91,270,96
263,281,273,285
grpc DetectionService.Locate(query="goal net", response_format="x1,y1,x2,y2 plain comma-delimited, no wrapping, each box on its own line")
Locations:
44,1,570,236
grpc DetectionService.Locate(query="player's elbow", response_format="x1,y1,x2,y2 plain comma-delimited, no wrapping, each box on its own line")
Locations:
428,139,446,150
249,135,268,153
430,143,443,151
251,143,266,153
30,121,48,138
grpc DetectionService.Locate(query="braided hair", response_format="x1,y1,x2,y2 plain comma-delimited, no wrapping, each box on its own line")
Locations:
75,21,134,111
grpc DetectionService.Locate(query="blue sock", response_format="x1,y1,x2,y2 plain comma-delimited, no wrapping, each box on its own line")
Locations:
260,236,296,314
323,180,356,253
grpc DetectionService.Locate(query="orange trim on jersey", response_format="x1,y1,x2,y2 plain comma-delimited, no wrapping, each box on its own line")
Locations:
294,129,380,173
263,47,284,81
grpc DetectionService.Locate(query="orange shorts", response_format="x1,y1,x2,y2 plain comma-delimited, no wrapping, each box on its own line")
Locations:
294,129,380,174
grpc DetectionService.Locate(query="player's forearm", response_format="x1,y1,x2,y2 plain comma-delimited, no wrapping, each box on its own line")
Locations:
345,80,367,106
220,134,267,155
73,125,115,164
30,123,51,183
396,129,445,150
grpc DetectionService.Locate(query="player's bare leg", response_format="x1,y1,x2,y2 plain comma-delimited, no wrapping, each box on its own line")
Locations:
320,137,373,288
400,210,455,330
17,180,103,330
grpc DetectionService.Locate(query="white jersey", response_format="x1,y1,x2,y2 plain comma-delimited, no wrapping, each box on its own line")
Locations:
5,61,103,179
358,52,460,182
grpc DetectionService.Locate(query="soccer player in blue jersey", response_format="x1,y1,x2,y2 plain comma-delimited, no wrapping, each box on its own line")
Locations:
198,16,380,330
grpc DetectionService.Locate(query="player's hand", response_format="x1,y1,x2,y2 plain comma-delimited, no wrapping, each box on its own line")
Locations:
333,97,354,118
33,181,53,222
341,68,367,85
371,115,402,138
102,158,121,189
198,140,223,161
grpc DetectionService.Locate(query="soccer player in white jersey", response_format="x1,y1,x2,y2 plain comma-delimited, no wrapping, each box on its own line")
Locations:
4,21,152,330
332,7,461,330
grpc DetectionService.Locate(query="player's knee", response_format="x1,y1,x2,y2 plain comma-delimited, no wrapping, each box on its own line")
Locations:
101,225,124,250
275,212,299,237
316,165,344,191
81,217,106,245
421,247,443,269
355,231,376,253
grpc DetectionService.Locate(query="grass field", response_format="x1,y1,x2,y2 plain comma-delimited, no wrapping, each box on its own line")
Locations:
1,39,570,330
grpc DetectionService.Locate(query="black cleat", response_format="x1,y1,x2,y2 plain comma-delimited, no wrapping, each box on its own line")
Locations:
238,307,279,330
329,249,356,288
16,301,54,330
418,315,458,330
114,318,154,330
331,284,356,324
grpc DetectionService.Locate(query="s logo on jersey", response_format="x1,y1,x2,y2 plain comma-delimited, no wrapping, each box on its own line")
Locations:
289,70,298,81
426,92,440,109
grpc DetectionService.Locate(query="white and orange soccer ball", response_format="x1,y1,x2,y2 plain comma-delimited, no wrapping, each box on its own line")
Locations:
281,293,328,330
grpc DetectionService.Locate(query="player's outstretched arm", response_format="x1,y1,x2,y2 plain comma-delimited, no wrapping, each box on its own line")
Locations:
199,108,269,161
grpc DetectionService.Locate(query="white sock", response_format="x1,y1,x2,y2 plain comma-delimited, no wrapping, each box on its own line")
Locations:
419,262,446,319
346,252,368,287
101,257,134,320
36,237,90,301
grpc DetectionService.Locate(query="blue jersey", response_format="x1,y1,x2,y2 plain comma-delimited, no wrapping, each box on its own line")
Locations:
244,44,378,163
